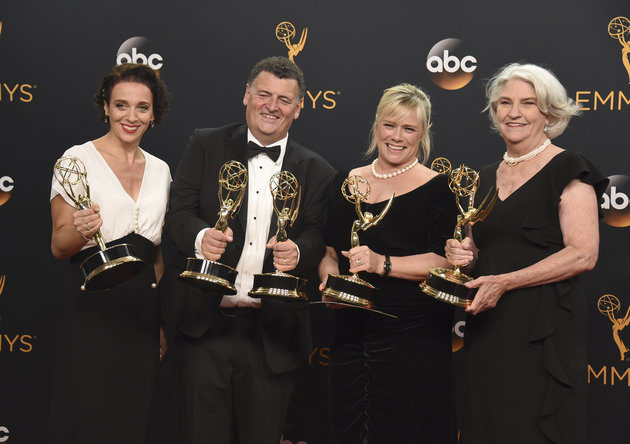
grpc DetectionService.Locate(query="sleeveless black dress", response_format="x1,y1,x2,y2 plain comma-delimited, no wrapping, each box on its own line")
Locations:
461,151,607,444
324,171,458,444
48,233,160,444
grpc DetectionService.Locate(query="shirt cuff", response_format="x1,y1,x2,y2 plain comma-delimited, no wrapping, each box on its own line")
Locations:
194,228,209,259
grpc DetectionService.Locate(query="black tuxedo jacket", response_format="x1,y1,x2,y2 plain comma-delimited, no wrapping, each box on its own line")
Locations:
161,123,334,374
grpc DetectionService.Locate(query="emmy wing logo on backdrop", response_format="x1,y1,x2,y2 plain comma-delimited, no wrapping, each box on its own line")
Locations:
426,38,478,90
276,21,307,62
598,294,630,362
589,293,630,387
600,175,630,227
608,16,630,84
0,175,14,206
273,21,338,110
116,36,164,71
575,16,630,111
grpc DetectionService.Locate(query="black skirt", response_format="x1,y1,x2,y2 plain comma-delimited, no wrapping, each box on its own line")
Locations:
48,233,160,444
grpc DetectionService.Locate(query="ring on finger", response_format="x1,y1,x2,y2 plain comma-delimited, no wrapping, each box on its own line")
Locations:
355,259,361,265
283,258,287,265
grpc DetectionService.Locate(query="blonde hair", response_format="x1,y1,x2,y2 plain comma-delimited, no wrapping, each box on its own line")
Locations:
366,83,432,163
485,63,580,139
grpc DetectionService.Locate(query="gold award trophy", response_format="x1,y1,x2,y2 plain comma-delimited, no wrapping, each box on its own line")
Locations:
421,158,498,307
248,171,308,300
179,161,248,294
320,175,395,316
54,156,144,291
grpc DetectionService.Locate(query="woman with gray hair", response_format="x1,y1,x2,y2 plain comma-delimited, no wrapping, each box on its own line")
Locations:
318,83,457,443
445,63,607,443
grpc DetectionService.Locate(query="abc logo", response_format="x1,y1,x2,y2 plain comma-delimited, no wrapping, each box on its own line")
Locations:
0,176,14,207
601,175,630,227
116,37,163,70
452,320,465,352
426,38,477,90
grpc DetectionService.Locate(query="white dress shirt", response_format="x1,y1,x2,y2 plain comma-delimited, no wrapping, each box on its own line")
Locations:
194,130,288,308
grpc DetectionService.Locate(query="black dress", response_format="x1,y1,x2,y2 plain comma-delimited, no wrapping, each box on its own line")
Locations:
48,233,160,444
324,171,458,444
462,151,607,444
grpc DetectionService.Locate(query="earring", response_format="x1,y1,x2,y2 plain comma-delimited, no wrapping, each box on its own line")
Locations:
544,122,549,133
150,120,155,128
104,115,110,123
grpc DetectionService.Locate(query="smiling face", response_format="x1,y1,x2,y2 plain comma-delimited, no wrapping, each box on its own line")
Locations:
104,81,154,147
375,107,423,169
496,78,548,147
243,71,301,146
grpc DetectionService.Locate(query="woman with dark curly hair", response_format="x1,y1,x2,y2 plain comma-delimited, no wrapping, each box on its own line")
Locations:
48,63,171,444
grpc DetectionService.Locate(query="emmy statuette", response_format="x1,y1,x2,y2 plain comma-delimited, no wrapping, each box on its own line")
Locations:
54,156,144,291
248,171,308,301
320,175,395,317
179,161,248,295
421,158,498,307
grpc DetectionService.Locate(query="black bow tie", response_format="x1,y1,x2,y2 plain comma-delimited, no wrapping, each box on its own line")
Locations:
246,141,281,162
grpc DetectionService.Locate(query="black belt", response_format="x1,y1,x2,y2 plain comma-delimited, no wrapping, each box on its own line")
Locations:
219,306,259,318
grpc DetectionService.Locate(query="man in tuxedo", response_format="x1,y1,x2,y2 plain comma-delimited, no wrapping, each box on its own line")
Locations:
161,56,334,444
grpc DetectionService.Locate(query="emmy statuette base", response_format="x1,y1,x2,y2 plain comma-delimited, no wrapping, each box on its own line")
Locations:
248,271,308,301
321,274,375,307
80,243,145,291
421,267,476,308
316,274,396,318
179,258,238,295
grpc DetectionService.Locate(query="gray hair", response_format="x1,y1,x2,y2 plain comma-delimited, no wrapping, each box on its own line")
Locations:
485,63,580,139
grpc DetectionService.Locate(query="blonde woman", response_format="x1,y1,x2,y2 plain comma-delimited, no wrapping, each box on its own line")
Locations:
319,84,457,443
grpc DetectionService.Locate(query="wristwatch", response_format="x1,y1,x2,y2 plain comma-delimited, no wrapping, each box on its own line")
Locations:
382,255,391,276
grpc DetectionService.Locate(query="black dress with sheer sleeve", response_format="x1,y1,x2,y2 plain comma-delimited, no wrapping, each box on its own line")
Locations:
323,170,458,444
461,150,608,444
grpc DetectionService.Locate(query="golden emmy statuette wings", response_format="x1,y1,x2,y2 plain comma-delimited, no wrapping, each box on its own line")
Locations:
179,161,248,294
421,158,498,307
319,175,396,317
54,156,145,291
248,170,308,301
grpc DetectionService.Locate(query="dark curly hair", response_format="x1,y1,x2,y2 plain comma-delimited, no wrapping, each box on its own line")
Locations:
247,56,306,99
94,63,170,125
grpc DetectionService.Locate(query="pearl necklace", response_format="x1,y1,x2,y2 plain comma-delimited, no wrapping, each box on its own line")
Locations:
371,158,418,179
503,138,551,166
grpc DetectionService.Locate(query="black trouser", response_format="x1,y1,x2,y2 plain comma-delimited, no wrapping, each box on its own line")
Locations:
173,308,296,444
